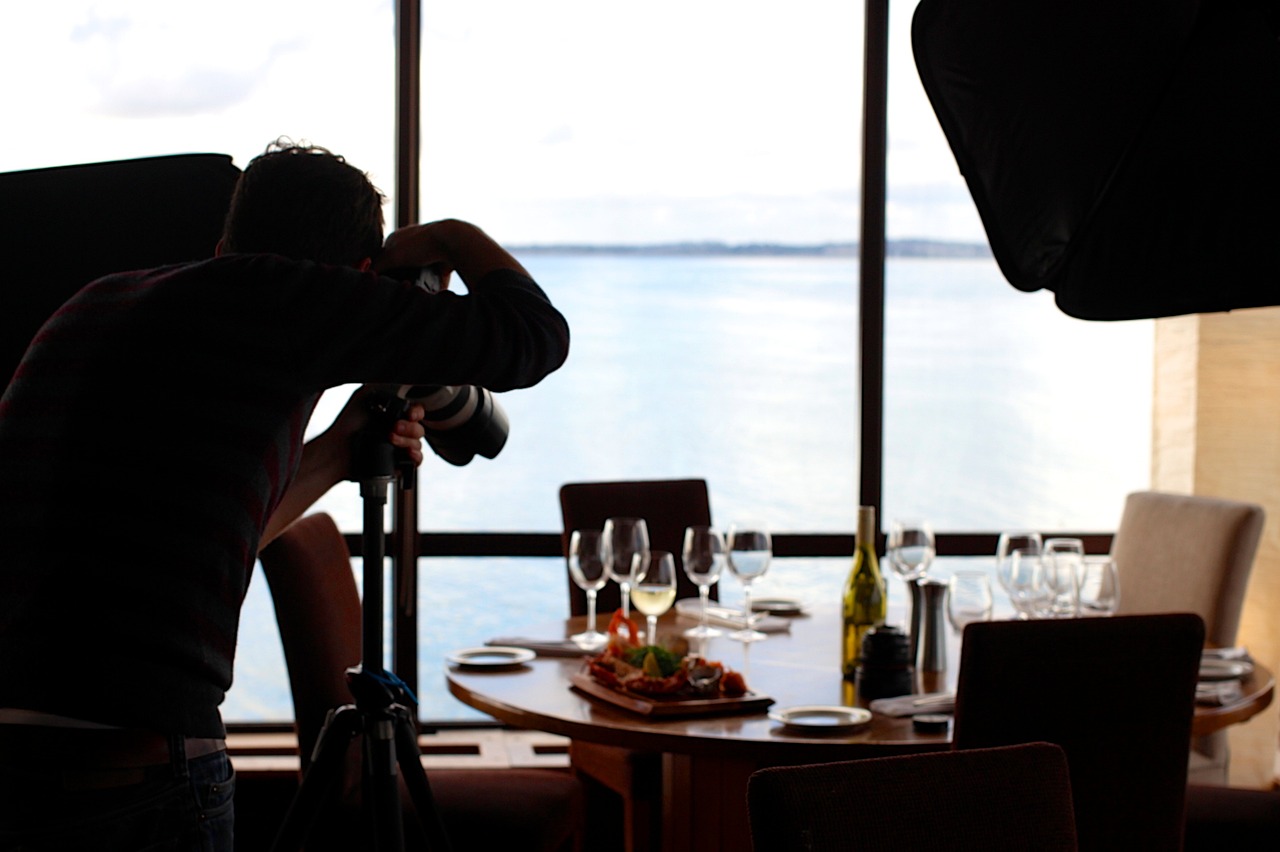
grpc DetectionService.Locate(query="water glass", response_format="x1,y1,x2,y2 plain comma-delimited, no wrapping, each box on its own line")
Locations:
603,517,649,620
682,526,726,639
947,570,994,632
630,550,677,644
996,531,1042,616
1005,549,1045,619
1041,537,1084,618
726,522,772,643
568,529,609,650
1078,556,1121,616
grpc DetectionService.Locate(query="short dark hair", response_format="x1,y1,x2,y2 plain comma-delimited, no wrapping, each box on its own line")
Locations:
220,139,385,267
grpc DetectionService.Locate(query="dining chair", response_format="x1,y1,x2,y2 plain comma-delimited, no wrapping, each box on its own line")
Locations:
558,478,714,852
952,613,1204,852
1109,489,1265,781
746,742,1078,851
1183,781,1280,850
259,512,584,852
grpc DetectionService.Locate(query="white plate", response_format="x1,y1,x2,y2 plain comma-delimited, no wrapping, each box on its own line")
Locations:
1199,658,1253,681
446,646,536,668
751,597,804,615
769,705,872,730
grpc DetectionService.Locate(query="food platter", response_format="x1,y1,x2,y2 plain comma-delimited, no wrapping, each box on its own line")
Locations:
570,670,773,718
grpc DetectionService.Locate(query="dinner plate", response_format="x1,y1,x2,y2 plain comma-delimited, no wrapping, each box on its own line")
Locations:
446,646,536,668
768,705,872,730
1198,658,1253,681
751,597,805,615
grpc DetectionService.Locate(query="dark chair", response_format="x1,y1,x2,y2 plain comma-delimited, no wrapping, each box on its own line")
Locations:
952,613,1204,852
559,478,715,615
259,513,584,852
558,478,714,852
747,742,1078,851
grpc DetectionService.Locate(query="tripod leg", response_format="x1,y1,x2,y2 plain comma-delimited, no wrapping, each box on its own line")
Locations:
363,712,406,852
271,705,363,852
392,707,455,852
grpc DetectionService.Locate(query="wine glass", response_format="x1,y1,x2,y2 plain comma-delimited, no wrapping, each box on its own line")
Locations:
630,550,677,644
1078,556,1121,616
726,522,772,643
1041,537,1084,618
603,517,649,620
887,519,936,643
947,570,994,632
996,531,1042,618
1005,549,1045,619
567,529,609,650
682,526,726,639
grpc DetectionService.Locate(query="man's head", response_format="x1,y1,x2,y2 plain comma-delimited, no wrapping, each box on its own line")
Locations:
219,139,385,268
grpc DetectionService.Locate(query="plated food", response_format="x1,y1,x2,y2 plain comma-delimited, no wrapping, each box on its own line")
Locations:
583,610,750,700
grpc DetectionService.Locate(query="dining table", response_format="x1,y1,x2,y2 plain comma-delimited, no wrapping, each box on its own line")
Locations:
445,600,1274,852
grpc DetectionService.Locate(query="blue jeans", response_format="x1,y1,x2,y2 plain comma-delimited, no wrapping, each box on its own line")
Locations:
0,735,235,852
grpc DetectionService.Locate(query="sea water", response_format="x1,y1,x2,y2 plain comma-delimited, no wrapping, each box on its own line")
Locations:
224,252,1153,722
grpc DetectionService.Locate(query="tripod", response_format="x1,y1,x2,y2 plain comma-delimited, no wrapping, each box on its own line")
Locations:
270,395,454,852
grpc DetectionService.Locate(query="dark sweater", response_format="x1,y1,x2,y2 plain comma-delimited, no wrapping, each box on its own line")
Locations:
0,254,568,736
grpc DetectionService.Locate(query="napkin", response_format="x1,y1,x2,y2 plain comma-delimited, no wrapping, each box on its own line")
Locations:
867,691,955,717
485,637,591,658
1196,681,1244,706
673,599,791,633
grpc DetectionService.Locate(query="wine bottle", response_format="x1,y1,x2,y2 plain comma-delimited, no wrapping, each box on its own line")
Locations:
842,505,888,680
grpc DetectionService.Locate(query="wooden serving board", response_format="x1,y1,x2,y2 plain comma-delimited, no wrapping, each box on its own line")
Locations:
570,671,774,718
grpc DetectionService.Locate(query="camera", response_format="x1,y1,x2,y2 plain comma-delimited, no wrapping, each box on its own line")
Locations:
404,384,509,466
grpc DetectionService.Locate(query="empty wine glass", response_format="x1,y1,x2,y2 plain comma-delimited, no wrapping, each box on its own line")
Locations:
1042,537,1084,618
630,550,677,645
887,519,936,644
996,531,1042,617
1078,556,1121,616
603,517,649,621
947,570,994,632
726,522,772,643
682,526,726,639
1005,549,1045,619
568,529,609,650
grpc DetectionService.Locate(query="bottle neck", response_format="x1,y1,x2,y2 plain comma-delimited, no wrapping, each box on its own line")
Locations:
855,507,876,550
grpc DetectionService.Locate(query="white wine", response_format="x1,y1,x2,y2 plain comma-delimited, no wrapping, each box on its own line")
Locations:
631,584,677,616
842,505,887,680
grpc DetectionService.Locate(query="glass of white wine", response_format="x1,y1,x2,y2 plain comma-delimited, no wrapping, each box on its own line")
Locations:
726,522,772,643
568,529,609,650
630,550,677,645
603,516,649,620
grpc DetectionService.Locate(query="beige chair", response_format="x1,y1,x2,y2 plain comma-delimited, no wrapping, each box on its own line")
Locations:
1109,489,1266,783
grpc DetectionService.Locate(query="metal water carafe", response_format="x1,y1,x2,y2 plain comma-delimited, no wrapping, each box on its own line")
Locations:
916,577,949,672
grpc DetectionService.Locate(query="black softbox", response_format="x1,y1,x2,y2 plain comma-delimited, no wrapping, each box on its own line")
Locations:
0,154,241,387
912,0,1280,320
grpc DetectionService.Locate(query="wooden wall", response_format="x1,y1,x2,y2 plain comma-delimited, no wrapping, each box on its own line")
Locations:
1153,306,1280,788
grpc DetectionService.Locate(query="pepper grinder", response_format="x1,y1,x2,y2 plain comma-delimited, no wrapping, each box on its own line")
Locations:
916,577,949,673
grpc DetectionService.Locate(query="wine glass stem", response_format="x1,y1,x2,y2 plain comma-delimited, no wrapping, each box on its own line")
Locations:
742,585,754,628
699,585,711,632
621,583,630,619
647,615,657,643
586,590,597,633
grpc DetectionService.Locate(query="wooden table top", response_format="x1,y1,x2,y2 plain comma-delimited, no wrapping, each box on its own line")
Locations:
446,603,1273,756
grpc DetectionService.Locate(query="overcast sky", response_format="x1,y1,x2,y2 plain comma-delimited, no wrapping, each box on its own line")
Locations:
0,0,987,245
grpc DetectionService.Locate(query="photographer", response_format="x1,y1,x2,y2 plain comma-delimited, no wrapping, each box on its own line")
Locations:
0,141,569,851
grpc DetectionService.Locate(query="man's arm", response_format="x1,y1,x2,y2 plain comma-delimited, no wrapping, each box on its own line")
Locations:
259,387,426,549
375,219,530,287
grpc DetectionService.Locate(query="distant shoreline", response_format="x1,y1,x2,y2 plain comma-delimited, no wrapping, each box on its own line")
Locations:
509,239,992,259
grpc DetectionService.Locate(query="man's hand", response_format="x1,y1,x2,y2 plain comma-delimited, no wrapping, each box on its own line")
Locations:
376,219,528,287
259,387,427,549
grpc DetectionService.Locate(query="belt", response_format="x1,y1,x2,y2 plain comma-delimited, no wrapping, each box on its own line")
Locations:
0,724,226,768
